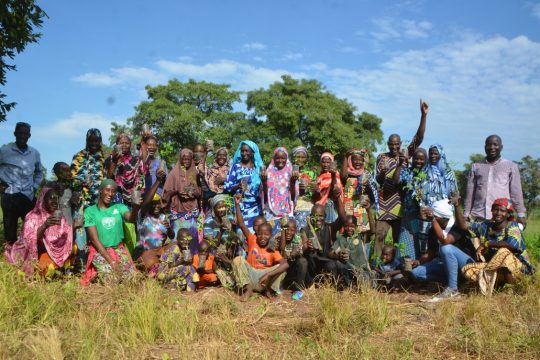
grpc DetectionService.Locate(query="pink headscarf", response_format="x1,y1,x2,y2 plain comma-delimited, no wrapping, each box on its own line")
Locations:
5,187,73,275
266,147,293,216
347,149,369,177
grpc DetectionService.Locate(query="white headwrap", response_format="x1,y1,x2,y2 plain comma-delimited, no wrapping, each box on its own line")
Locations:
431,199,455,238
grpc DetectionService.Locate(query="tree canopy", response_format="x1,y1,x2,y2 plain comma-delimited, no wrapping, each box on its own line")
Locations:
128,79,245,165
517,155,540,213
121,76,384,166
0,0,47,121
245,75,383,162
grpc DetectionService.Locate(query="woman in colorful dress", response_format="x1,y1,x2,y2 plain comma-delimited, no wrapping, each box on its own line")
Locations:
312,152,343,223
392,148,429,260
460,198,535,295
424,144,458,206
292,146,317,229
224,140,264,232
104,133,146,254
71,128,105,207
140,133,167,196
162,148,202,253
5,186,74,277
262,147,297,232
80,179,139,285
205,147,230,200
340,149,378,236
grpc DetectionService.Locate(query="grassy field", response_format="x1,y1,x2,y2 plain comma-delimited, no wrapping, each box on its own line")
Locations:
0,211,539,359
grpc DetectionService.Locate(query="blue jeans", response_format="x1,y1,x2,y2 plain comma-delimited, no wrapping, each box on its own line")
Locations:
440,244,474,290
411,258,446,283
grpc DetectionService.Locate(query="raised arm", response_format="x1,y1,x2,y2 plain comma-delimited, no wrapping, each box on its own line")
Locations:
140,169,167,215
234,193,250,239
412,99,428,147
341,152,349,183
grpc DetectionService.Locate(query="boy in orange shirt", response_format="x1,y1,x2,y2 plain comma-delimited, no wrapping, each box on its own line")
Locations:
232,194,289,301
192,240,218,289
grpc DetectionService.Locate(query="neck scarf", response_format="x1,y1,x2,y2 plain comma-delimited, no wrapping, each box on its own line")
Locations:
266,147,293,216
206,147,230,193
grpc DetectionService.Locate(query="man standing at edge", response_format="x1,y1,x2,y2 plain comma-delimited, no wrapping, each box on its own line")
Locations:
464,135,527,227
374,99,428,256
0,122,44,245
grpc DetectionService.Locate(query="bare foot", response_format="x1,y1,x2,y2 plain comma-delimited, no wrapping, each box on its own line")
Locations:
240,285,253,302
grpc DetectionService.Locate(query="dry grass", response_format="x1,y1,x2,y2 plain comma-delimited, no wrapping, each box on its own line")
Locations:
0,260,538,360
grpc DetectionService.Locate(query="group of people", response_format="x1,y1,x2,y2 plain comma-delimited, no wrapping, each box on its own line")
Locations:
0,101,535,302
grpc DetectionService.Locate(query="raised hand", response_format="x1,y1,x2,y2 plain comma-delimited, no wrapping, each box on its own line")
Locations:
420,98,429,116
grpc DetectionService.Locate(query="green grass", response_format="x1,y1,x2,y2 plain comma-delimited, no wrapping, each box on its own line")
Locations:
0,208,539,359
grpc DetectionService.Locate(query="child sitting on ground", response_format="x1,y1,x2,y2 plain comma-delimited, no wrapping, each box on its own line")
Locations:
329,214,374,287
154,229,199,291
193,240,218,289
232,194,289,301
374,245,404,285
276,218,308,299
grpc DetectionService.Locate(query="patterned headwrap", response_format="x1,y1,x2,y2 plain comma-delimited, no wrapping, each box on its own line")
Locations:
492,198,515,220
320,152,334,162
292,146,308,156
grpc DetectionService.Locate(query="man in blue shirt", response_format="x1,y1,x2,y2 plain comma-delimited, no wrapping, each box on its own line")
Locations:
0,122,44,244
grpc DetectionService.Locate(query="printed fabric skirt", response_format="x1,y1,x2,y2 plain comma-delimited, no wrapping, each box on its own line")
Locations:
461,248,523,295
80,243,136,286
156,264,199,291
169,209,203,254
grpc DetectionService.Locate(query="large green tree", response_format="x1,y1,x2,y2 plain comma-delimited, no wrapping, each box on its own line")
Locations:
517,155,540,213
0,0,47,121
245,75,383,163
128,79,245,165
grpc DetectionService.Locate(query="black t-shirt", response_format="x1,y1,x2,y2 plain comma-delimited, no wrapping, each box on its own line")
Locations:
428,225,475,258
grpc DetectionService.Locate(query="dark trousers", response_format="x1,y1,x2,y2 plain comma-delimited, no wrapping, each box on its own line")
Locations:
283,256,309,291
1,193,34,245
305,252,338,284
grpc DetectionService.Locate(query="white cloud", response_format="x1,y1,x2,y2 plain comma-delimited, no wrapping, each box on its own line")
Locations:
280,52,303,61
533,3,540,19
320,35,540,165
370,18,432,41
242,42,267,50
29,112,126,172
73,66,166,87
302,62,328,71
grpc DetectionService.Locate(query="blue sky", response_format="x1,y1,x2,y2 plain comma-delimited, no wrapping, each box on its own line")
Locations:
2,0,540,173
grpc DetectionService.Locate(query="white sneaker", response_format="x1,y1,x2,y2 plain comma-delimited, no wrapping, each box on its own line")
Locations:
424,288,460,303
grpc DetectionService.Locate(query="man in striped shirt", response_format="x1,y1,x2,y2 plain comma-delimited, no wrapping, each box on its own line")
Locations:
464,135,527,227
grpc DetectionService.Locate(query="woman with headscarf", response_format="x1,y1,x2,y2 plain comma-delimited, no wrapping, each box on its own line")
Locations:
105,133,146,206
292,146,316,229
460,198,535,295
205,147,230,199
340,149,379,234
224,140,264,231
424,144,458,206
80,179,140,285
262,147,297,231
392,148,430,260
104,133,146,254
140,133,167,197
312,152,343,223
162,148,202,253
5,186,74,277
71,128,105,206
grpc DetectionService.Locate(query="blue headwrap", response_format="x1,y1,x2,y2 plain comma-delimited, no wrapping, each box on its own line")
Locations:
231,140,264,193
